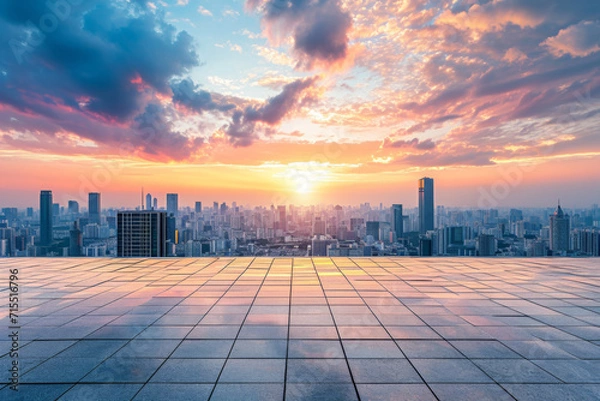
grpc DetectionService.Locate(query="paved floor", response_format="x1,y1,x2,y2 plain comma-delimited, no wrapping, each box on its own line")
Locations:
1,257,600,400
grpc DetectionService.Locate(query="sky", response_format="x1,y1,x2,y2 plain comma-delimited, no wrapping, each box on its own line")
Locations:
1,0,600,209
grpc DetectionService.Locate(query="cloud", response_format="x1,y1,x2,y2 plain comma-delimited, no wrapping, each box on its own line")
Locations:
544,20,600,58
225,76,319,146
0,1,200,160
197,6,213,17
247,0,352,69
170,79,235,114
381,137,437,150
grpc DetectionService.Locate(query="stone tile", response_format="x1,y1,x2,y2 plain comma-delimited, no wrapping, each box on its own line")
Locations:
348,359,422,384
411,359,493,383
533,360,600,383
172,340,234,358
286,383,358,401
342,340,404,358
83,357,164,383
289,340,344,358
356,384,436,401
397,340,464,359
58,384,142,401
450,340,521,359
219,359,285,383
211,384,284,401
287,359,352,383
430,383,515,401
150,359,225,383
133,384,212,401
473,359,560,383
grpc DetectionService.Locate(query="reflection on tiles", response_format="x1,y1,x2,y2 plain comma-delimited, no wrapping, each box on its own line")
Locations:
1,257,599,400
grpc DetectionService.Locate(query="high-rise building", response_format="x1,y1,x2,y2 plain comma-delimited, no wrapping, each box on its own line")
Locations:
146,193,152,210
167,193,178,216
69,221,83,257
366,221,380,241
195,202,202,214
117,211,167,257
419,177,434,234
68,200,79,215
153,197,158,210
550,203,570,255
40,190,53,246
278,205,287,231
88,192,101,225
167,214,177,246
478,234,497,257
391,204,403,241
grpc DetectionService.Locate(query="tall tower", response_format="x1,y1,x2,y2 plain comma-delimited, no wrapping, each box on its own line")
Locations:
40,190,53,246
69,221,83,257
391,204,403,241
550,202,570,255
419,178,434,234
117,211,167,257
278,205,287,231
166,193,178,216
88,192,101,225
146,193,152,210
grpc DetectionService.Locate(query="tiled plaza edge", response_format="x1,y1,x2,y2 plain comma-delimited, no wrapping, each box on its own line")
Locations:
1,258,600,400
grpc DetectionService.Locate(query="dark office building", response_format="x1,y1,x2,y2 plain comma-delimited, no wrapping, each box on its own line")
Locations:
167,214,177,245
391,204,403,241
89,192,101,225
40,190,53,246
366,221,380,241
278,205,287,231
195,202,202,214
419,238,433,256
68,200,79,215
69,221,83,257
117,211,167,257
167,193,178,216
419,177,434,234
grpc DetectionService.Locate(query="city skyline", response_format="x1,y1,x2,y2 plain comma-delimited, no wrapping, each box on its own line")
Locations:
1,1,600,207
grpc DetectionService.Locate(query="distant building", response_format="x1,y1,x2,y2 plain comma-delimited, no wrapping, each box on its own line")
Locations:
278,205,287,231
146,193,152,210
550,203,570,255
391,204,403,241
478,234,497,257
117,211,167,257
366,221,380,241
311,236,337,257
195,201,202,214
166,193,178,216
88,192,101,225
69,221,83,257
419,177,434,234
68,200,79,215
40,190,53,246
419,238,433,256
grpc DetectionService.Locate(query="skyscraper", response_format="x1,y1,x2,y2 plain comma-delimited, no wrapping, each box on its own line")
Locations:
146,193,152,210
167,193,178,216
89,192,101,225
391,204,403,241
117,211,167,257
550,203,570,255
68,200,79,215
419,178,434,234
40,190,53,246
69,221,83,257
195,201,202,214
278,205,287,231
